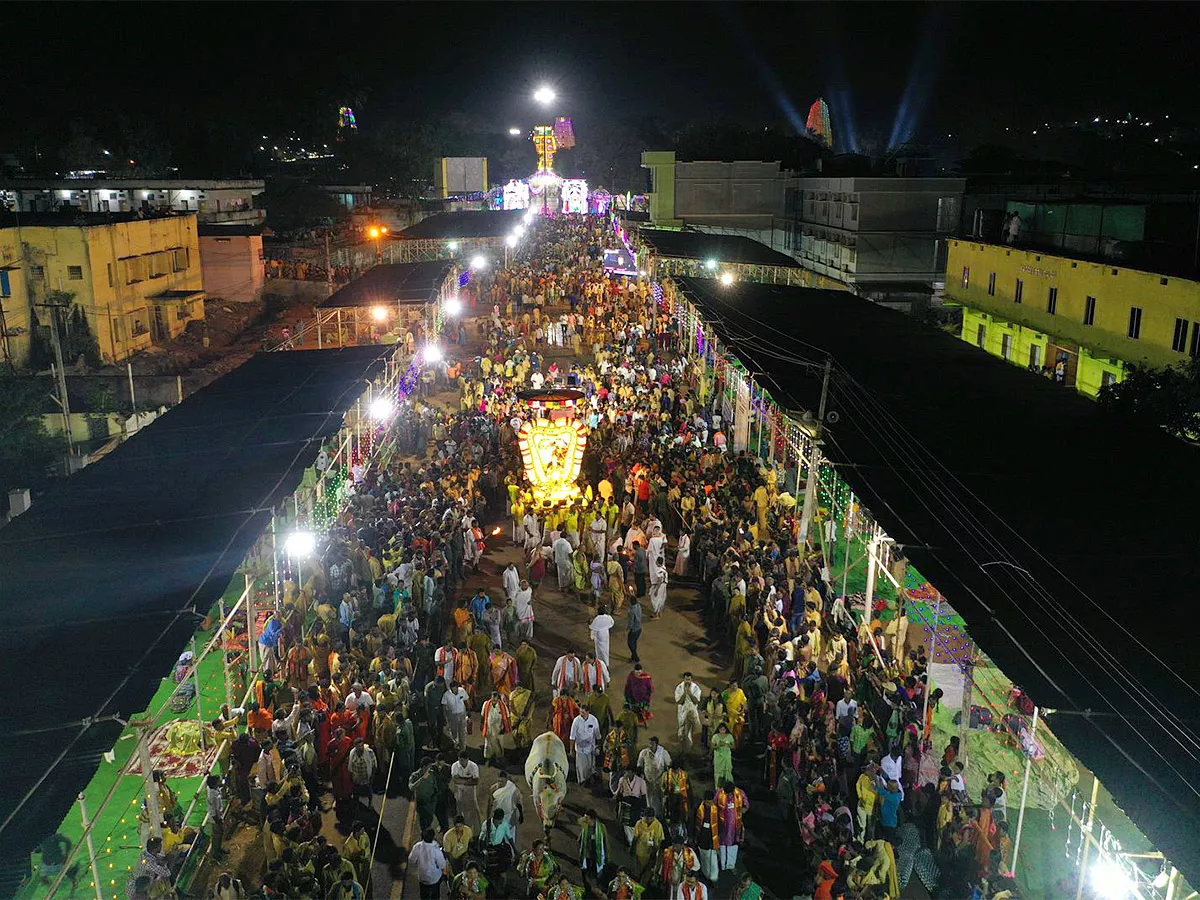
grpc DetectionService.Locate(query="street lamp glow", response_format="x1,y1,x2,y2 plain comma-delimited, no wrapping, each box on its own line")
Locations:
368,226,380,238
444,296,463,316
719,272,735,286
506,234,518,247
704,259,718,271
447,241,459,252
509,127,522,136
470,255,487,270
1090,859,1133,900
534,86,556,105
371,305,388,322
285,531,316,558
422,344,443,364
369,396,394,420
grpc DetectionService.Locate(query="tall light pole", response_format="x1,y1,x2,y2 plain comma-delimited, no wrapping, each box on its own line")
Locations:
534,86,556,215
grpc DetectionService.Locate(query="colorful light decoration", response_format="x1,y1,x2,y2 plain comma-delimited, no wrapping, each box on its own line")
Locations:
806,97,832,149
516,390,589,507
532,125,558,173
503,179,531,210
337,106,358,142
561,179,588,214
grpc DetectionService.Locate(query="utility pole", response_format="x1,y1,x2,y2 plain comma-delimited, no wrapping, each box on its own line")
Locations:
325,230,333,297
798,357,833,545
34,300,74,457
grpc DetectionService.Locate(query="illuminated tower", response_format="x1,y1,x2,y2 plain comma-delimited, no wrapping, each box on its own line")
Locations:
516,389,589,507
337,106,358,142
806,98,833,149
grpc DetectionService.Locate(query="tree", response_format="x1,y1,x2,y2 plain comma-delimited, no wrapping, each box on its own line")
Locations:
0,375,60,498
1098,357,1200,442
263,177,345,232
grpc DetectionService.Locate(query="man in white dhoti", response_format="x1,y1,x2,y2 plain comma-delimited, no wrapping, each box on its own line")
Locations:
649,555,669,616
674,673,702,756
589,607,615,667
581,651,611,694
551,650,583,698
553,535,573,590
569,707,601,784
637,737,672,817
588,515,608,563
451,751,481,827
503,562,520,602
523,511,541,554
514,580,535,641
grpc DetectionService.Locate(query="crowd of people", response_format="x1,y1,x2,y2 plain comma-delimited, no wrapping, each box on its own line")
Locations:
119,213,1020,900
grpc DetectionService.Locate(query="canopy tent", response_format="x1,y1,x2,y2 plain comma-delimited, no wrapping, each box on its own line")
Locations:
0,346,395,894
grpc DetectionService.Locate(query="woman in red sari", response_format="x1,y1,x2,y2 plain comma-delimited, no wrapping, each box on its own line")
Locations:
549,691,581,745
326,727,355,803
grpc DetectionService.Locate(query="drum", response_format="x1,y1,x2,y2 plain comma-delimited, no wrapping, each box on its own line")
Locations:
481,840,514,875
617,796,643,828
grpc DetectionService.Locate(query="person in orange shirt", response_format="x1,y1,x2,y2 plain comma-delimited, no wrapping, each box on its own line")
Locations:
246,702,273,737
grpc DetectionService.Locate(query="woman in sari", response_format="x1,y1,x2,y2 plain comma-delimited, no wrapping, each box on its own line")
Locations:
623,664,654,725
606,558,626,611
572,547,590,596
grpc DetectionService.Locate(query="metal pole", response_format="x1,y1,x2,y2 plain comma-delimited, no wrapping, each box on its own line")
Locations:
325,231,333,298
133,714,162,840
127,362,137,415
246,574,258,676
192,634,206,749
44,304,74,455
798,358,832,544
176,374,183,404
1074,774,1101,900
840,495,854,602
218,597,232,710
1010,704,1040,875
270,515,280,606
864,526,879,617
76,792,104,900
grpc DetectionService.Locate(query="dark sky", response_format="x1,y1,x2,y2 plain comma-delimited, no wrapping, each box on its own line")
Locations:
6,2,1197,152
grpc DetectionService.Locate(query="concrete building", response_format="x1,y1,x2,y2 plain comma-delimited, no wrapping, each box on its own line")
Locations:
945,239,1200,396
320,184,373,210
0,211,205,369
784,176,966,305
198,224,265,303
641,151,789,235
0,178,264,224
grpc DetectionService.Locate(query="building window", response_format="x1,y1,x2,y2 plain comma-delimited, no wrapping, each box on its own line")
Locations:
1014,278,1023,304
30,265,44,281
987,272,996,296
976,323,986,347
1128,306,1143,340
1101,371,1118,389
1084,295,1097,326
961,266,970,289
1001,333,1013,360
173,248,190,271
112,318,123,342
1191,322,1200,359
1029,344,1043,369
0,270,9,297
1047,286,1057,314
1172,317,1189,353
67,265,83,280
107,262,114,287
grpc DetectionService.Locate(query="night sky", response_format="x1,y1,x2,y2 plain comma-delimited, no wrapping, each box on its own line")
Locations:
5,2,1197,155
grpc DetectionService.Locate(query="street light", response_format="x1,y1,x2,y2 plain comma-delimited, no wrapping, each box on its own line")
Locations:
448,241,459,252
369,396,394,420
470,255,487,270
285,531,316,557
371,305,388,322
509,127,522,136
444,296,463,316
719,272,735,286
704,259,718,271
423,344,443,364
534,86,556,105
368,226,380,238
505,233,518,267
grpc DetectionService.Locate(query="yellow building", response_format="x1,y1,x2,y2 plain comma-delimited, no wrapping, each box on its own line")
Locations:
0,212,205,369
945,239,1200,396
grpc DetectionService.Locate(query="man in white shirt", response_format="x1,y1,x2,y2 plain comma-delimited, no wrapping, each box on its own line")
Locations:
674,673,703,756
503,563,520,602
637,737,672,817
589,607,615,666
551,650,583,698
450,750,481,828
486,771,524,840
880,746,904,798
513,579,535,641
569,708,602,784
408,828,448,899
442,681,470,750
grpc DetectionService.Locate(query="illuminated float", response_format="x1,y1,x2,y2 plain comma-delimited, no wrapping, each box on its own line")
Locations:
516,389,589,507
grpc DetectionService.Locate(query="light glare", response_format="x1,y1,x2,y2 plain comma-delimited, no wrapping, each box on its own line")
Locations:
369,396,394,420
423,344,443,364
720,272,735,286
470,255,487,270
534,86,556,105
371,306,388,322
444,297,463,316
285,531,316,557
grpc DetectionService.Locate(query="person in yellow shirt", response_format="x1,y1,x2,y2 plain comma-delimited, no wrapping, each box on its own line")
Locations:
855,763,879,840
443,815,474,874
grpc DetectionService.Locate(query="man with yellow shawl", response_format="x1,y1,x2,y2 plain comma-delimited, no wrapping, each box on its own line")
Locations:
847,838,900,899
722,679,748,749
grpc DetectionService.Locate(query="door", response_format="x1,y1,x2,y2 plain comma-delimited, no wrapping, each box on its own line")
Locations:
152,305,168,342
1046,340,1078,388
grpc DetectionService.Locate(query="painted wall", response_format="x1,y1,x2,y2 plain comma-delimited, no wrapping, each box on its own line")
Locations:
946,239,1200,372
199,233,264,302
4,215,205,366
641,151,679,226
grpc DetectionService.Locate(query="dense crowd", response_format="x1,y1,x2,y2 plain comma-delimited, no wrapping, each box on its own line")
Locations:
120,214,1019,900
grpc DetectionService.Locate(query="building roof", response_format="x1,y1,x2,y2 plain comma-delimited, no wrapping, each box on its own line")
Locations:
152,289,204,300
399,210,524,240
0,346,395,893
198,223,265,237
676,275,1200,885
318,260,452,309
0,209,196,229
638,229,801,268
0,178,264,191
